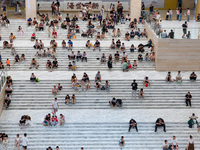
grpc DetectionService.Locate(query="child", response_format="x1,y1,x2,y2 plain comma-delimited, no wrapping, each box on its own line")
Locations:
6,58,10,69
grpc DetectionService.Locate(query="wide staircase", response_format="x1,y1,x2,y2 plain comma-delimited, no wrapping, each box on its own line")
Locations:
0,122,199,150
0,17,198,150
0,47,155,71
6,80,200,110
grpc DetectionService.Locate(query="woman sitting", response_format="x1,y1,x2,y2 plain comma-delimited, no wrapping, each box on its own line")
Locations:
143,76,150,87
31,33,36,41
20,54,25,62
127,60,132,70
130,44,136,52
62,40,66,48
30,73,36,82
52,86,58,95
3,41,12,49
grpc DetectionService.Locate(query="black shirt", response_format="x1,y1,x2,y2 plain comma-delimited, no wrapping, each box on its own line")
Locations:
129,119,136,125
131,82,138,90
185,94,192,99
142,4,145,10
156,118,165,124
149,6,154,12
53,60,58,65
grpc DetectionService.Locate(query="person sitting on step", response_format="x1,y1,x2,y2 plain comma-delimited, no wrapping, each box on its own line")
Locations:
176,71,182,82
5,85,12,94
128,118,138,132
43,113,51,126
190,72,197,81
155,118,166,132
30,73,36,82
139,88,144,98
50,116,58,126
4,94,11,108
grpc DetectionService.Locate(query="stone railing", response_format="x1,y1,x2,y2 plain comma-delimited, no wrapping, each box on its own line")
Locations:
0,70,7,116
38,1,129,12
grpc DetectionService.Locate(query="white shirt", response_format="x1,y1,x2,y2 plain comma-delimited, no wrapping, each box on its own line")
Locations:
187,10,190,15
21,137,29,146
156,14,160,20
52,101,58,108
188,138,194,144
171,138,178,146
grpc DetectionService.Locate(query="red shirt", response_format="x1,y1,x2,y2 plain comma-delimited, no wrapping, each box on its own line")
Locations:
52,31,57,36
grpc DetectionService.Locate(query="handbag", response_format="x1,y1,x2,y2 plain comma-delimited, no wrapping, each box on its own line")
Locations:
145,83,148,87
73,35,76,39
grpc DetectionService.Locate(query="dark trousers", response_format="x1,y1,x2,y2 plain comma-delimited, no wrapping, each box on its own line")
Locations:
82,57,87,62
129,125,138,132
186,99,191,107
155,124,166,132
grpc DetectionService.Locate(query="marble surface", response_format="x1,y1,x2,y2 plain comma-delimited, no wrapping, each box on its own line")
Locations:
0,109,199,123
7,70,200,80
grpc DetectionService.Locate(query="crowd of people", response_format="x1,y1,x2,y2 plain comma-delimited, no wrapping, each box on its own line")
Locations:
0,0,199,150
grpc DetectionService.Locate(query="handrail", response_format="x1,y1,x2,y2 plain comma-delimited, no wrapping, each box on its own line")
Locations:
0,69,7,93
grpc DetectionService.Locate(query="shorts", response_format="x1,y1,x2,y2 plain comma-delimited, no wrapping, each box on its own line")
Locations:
183,29,186,34
54,108,58,112
23,146,27,149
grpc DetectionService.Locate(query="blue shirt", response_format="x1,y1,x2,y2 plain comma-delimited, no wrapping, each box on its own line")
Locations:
2,6,6,11
68,41,73,45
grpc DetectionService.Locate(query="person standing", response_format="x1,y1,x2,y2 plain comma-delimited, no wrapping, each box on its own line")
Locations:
185,92,192,107
179,7,182,21
52,98,59,115
186,8,190,22
176,8,180,20
169,9,173,21
182,21,187,38
1,4,6,16
14,134,21,150
187,135,194,150
149,4,154,14
119,136,125,150
21,133,29,150
131,80,138,96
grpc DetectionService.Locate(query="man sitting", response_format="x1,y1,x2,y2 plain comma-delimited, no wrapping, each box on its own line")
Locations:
155,118,166,132
27,18,32,26
190,72,197,81
46,60,53,72
93,40,101,51
125,31,130,41
168,30,174,39
95,71,101,82
68,40,73,51
52,58,58,69
128,118,138,132
30,58,39,69
161,30,167,38
114,51,120,63
176,71,182,82
68,51,76,60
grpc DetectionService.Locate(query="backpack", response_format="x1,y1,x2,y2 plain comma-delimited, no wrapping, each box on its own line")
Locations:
36,78,39,82
101,86,105,90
